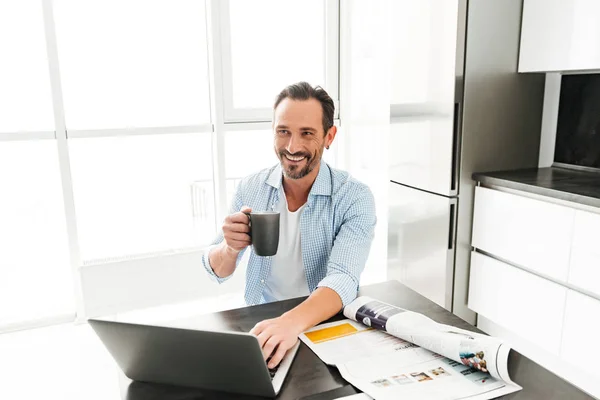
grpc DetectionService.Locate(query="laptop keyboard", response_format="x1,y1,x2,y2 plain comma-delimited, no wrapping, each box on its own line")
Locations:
269,367,278,380
267,357,279,380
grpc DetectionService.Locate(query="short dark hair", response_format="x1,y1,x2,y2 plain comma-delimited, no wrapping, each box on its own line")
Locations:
274,82,335,135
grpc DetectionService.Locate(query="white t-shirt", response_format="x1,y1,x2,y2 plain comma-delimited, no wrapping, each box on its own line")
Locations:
262,190,309,302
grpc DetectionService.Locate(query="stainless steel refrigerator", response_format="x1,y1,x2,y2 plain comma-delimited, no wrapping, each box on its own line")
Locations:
387,0,544,319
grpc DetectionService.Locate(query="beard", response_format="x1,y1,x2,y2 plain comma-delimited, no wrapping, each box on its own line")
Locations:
277,147,323,180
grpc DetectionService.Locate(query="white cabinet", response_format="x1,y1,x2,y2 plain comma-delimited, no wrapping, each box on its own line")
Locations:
468,251,567,354
568,210,600,298
519,0,600,72
561,290,600,379
470,185,600,396
472,186,574,282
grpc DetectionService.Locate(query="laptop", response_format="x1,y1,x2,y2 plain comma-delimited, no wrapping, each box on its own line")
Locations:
88,318,300,397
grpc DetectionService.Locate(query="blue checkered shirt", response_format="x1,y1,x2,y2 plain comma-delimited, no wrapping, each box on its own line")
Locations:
201,160,377,307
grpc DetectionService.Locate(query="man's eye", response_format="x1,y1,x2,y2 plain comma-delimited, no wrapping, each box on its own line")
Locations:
302,131,313,136
277,130,289,135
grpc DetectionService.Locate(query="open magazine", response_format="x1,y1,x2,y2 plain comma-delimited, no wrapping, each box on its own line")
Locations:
299,296,521,400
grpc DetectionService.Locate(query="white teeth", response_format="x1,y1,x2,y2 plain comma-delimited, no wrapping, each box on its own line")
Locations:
285,154,305,162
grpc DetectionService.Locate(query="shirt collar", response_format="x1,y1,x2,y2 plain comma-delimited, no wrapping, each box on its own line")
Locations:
265,159,332,197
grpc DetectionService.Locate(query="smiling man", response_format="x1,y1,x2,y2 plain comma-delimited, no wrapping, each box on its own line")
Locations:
202,82,376,368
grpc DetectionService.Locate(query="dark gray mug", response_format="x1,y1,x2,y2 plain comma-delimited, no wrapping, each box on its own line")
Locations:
243,211,280,256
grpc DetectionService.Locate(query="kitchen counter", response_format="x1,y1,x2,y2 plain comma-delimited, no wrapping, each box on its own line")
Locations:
473,167,600,208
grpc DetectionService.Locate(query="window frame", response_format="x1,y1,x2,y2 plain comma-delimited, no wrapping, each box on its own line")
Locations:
215,0,340,123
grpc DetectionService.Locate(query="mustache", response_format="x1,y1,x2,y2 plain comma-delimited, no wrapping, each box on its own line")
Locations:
279,150,311,159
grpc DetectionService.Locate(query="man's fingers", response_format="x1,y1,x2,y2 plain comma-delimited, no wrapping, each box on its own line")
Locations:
255,331,270,352
228,214,251,226
226,221,250,233
224,231,251,243
240,206,252,214
268,341,292,369
249,321,266,336
233,206,252,224
262,336,280,361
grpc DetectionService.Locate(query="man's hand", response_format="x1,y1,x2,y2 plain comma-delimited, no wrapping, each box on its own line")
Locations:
249,288,344,368
222,206,252,253
208,206,252,279
250,316,303,369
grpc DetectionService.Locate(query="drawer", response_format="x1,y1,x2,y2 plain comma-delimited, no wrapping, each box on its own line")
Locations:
561,290,600,379
568,210,600,297
472,186,574,282
468,251,567,354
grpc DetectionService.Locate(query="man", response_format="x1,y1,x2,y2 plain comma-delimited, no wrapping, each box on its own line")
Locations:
202,82,376,368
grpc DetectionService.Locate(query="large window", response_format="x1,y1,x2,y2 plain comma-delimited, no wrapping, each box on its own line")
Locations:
0,0,337,331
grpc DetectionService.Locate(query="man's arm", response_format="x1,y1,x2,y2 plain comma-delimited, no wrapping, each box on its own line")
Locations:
251,185,377,368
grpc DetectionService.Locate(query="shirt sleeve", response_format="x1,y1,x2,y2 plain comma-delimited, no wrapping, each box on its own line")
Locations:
201,181,249,284
317,185,377,306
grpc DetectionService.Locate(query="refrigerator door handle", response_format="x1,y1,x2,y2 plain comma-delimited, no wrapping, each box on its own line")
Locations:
448,203,456,250
451,102,461,193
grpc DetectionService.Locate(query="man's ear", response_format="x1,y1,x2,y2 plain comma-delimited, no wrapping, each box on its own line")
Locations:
325,125,337,148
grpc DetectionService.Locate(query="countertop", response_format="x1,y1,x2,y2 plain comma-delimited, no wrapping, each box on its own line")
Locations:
472,167,600,208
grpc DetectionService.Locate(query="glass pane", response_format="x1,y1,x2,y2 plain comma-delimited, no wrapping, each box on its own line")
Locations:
0,0,54,132
54,0,211,129
228,0,326,109
391,0,458,106
225,130,278,204
0,141,74,325
69,133,214,261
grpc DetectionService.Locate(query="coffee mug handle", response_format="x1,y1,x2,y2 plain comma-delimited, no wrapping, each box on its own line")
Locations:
242,211,252,238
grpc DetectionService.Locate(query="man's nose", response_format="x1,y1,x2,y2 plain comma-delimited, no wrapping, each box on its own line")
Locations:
285,133,302,154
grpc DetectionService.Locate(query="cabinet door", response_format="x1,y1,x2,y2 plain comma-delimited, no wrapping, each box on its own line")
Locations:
472,187,574,282
568,210,600,298
561,290,600,380
388,182,455,309
519,0,600,72
468,252,566,355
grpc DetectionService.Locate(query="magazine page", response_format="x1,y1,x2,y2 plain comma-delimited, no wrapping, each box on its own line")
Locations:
299,319,419,366
336,350,520,400
343,296,514,383
299,320,521,400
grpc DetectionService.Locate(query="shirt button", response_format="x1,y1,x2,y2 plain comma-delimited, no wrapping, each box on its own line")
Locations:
261,279,265,284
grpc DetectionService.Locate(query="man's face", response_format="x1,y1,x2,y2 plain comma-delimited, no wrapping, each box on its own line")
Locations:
273,98,333,180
